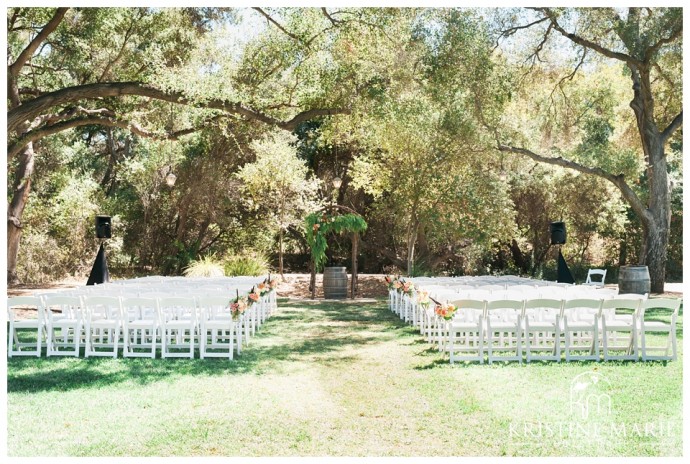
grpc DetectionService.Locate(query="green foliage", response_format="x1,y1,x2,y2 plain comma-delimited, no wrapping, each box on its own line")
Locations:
223,253,270,277
183,254,225,277
305,212,368,271
7,7,682,284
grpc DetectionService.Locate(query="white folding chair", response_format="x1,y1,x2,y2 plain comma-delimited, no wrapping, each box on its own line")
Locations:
601,298,640,361
614,293,648,300
584,269,607,287
43,295,84,357
485,299,523,364
159,297,197,358
121,297,160,358
562,299,602,362
447,299,485,364
83,296,123,358
638,298,681,361
197,296,235,359
523,299,563,362
7,296,44,357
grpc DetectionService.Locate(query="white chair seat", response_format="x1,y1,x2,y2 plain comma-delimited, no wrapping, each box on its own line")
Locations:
204,320,234,329
126,320,154,329
12,319,41,328
565,320,595,329
89,320,118,328
165,320,194,328
604,320,635,330
642,321,671,329
51,318,81,327
488,321,517,330
526,322,558,331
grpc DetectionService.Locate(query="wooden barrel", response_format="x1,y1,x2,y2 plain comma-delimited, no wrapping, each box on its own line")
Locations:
618,265,651,294
323,266,348,299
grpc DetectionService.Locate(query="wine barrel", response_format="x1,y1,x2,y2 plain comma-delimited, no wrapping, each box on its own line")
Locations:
618,265,651,295
323,266,348,299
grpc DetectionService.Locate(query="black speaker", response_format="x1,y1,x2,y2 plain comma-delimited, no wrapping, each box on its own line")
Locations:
550,221,566,245
95,215,112,239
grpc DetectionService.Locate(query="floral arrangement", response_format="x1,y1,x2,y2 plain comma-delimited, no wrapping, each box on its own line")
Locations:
400,281,415,297
267,276,279,291
256,281,269,297
248,287,261,303
229,294,248,320
434,303,457,321
417,290,430,308
384,275,401,291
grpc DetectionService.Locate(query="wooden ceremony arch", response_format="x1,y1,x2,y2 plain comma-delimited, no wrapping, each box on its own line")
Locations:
307,204,366,299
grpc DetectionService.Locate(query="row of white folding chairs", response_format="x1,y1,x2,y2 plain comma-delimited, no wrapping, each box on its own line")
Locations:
437,298,678,364
390,287,620,327
62,285,257,299
8,291,277,359
388,291,676,363
391,287,639,346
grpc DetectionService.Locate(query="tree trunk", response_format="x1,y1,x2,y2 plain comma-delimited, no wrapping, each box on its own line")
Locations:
278,227,285,278
351,232,358,299
406,220,419,276
309,259,316,299
7,143,36,285
630,64,670,294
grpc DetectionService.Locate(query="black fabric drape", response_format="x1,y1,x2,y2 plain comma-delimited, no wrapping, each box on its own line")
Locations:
557,249,575,284
86,243,110,285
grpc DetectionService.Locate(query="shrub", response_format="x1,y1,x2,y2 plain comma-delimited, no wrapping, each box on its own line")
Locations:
224,253,270,277
16,232,69,284
183,255,225,277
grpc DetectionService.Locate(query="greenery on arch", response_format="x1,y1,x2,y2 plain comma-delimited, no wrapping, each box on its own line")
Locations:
305,211,367,272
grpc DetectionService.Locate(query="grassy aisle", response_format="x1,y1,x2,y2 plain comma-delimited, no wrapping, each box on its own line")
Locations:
7,299,682,456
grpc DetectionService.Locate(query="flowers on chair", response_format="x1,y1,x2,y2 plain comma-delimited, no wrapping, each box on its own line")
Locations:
248,287,261,303
384,275,401,291
401,281,415,297
256,282,269,297
229,295,248,320
434,303,457,321
417,290,430,308
267,277,279,291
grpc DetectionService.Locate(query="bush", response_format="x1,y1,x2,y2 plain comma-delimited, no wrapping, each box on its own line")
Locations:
16,232,69,284
183,255,225,277
224,253,270,277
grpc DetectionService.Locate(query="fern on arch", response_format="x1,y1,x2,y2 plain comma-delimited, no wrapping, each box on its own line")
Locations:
305,210,367,272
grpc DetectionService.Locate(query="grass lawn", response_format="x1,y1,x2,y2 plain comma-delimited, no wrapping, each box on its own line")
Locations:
6,298,683,456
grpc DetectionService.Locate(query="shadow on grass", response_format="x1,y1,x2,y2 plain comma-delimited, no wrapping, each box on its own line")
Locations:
8,299,409,394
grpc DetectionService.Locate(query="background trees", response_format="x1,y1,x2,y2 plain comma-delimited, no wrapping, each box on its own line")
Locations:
6,7,682,288
488,7,682,292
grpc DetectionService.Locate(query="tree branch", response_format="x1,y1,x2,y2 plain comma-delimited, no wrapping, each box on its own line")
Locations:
8,81,350,134
321,8,340,26
534,7,641,66
29,106,115,130
8,114,223,159
252,7,300,42
494,15,550,50
98,19,137,82
498,144,652,225
660,111,683,142
8,7,68,77
644,23,683,62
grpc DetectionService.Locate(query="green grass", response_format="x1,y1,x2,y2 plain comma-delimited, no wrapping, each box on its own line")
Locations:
7,299,683,456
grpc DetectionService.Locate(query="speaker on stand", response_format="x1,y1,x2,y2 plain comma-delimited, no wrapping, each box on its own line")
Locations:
550,221,574,284
87,215,111,285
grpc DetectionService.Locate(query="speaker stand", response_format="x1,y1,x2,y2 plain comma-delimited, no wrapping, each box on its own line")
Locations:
555,245,575,284
86,241,110,285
